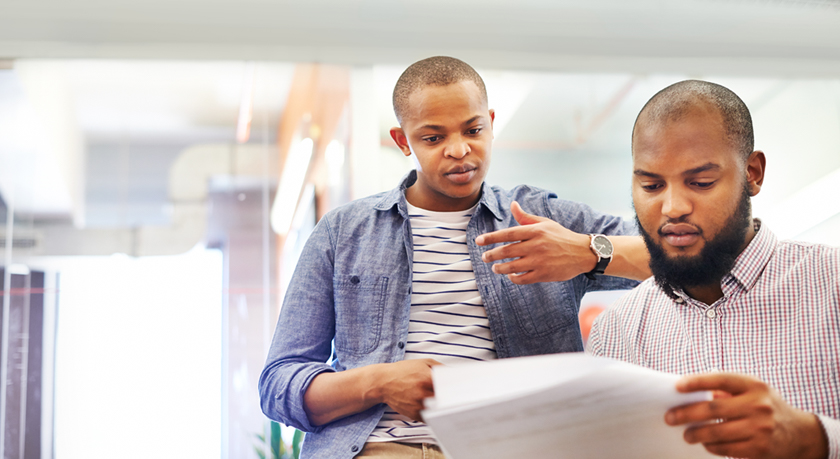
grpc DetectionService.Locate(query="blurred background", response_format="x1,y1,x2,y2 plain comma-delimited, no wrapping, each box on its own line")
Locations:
1,0,840,457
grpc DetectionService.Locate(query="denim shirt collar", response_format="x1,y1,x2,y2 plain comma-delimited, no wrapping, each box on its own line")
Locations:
373,170,504,221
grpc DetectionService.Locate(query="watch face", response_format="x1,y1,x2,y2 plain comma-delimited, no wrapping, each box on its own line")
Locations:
592,235,613,257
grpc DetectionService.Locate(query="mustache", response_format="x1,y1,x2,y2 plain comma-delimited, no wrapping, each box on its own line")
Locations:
657,219,703,237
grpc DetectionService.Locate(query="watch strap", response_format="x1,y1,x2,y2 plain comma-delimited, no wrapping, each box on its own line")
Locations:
585,256,610,280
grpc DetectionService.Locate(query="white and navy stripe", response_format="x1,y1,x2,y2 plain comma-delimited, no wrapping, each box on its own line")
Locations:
368,202,497,444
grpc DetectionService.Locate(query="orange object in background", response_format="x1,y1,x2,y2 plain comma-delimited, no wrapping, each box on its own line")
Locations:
579,305,606,342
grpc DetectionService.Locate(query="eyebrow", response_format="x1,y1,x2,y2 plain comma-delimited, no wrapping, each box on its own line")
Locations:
634,162,721,178
462,116,483,126
417,116,484,132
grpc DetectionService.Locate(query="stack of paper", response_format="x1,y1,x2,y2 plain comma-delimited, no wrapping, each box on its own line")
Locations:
422,353,714,459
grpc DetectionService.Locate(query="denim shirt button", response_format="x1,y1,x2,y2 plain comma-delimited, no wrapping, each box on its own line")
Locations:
351,445,360,452
350,275,360,284
398,341,405,349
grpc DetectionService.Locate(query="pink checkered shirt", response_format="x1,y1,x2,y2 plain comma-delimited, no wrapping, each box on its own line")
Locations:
588,221,840,459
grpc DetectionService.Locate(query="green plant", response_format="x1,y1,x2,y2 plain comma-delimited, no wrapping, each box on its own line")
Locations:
253,421,303,459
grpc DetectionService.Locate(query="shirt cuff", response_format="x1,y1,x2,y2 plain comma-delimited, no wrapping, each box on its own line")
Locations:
817,414,840,459
263,362,335,432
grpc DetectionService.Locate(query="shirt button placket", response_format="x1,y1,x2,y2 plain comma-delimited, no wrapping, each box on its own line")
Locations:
705,303,722,373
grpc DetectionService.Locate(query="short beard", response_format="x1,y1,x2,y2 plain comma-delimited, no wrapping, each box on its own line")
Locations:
636,183,752,299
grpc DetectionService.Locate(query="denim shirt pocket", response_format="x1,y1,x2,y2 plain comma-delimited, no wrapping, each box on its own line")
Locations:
334,275,389,355
501,277,576,337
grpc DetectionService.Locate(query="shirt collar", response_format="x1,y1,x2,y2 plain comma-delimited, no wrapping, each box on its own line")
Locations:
726,218,777,293
670,218,777,304
373,170,503,221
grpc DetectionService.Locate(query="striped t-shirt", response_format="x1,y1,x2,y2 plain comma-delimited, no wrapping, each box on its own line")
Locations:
367,202,497,444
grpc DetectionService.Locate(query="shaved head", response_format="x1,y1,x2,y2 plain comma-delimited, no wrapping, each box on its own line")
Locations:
393,56,488,124
633,80,754,161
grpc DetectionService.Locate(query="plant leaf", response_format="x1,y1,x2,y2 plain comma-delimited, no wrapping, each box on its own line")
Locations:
271,421,282,458
292,429,303,459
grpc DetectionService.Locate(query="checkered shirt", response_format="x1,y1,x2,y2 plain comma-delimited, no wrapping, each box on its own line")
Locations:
588,222,840,459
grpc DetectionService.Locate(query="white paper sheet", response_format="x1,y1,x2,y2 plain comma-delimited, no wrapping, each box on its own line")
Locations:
422,353,715,459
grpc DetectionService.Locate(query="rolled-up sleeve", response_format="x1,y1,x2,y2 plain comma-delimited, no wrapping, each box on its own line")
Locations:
818,415,840,459
259,217,338,432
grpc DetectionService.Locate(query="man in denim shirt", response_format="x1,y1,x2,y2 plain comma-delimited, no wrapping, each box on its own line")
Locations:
259,56,651,458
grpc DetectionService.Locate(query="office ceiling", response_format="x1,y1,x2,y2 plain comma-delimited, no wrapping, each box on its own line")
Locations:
1,0,840,248
1,0,840,76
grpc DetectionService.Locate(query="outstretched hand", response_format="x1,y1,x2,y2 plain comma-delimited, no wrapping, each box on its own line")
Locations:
475,201,595,284
666,373,829,459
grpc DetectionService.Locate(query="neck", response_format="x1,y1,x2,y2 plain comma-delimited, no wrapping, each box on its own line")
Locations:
684,284,725,306
405,184,481,212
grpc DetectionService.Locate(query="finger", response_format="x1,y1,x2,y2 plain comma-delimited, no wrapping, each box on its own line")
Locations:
507,271,543,285
712,390,733,400
481,239,535,262
476,225,538,247
666,397,750,426
491,258,534,276
510,201,548,226
683,418,754,445
676,372,758,396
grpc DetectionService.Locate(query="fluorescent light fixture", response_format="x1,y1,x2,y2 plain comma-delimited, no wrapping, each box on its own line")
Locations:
271,138,314,236
759,166,840,239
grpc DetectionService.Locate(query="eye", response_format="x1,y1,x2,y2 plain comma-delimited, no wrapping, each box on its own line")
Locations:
466,128,482,135
692,181,715,189
423,135,442,143
640,183,663,192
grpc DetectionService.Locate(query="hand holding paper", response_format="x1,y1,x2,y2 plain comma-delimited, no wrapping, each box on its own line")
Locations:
422,353,716,459
666,372,829,459
378,358,440,422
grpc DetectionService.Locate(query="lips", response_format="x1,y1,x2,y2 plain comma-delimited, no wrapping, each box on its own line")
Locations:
443,165,477,184
659,223,701,247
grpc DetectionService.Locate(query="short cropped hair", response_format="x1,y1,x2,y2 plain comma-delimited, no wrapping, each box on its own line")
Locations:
392,56,488,124
632,80,754,161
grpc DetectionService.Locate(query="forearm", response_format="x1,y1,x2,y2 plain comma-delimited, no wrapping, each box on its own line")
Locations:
604,235,651,281
303,364,384,426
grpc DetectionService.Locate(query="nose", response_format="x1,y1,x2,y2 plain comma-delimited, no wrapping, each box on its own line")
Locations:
661,185,692,220
444,136,470,159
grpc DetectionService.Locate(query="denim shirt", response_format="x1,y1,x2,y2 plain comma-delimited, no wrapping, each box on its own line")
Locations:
259,171,638,458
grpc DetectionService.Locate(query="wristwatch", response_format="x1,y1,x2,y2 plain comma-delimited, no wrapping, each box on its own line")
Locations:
585,234,613,280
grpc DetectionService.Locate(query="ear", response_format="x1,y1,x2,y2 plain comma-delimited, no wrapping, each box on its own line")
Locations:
746,150,766,197
489,109,496,130
390,127,412,157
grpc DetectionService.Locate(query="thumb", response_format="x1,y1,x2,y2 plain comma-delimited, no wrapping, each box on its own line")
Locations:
511,201,546,226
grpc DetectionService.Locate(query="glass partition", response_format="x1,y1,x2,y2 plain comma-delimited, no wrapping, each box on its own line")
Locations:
1,59,839,458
